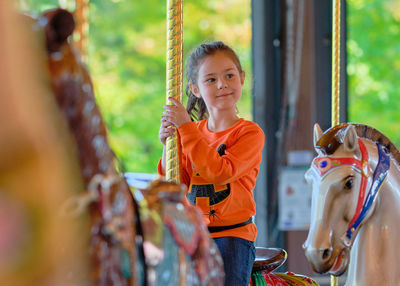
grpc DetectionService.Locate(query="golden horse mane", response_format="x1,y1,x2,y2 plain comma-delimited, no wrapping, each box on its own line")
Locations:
316,123,400,166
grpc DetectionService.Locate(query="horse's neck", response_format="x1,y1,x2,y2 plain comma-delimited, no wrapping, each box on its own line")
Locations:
50,49,115,185
347,164,400,285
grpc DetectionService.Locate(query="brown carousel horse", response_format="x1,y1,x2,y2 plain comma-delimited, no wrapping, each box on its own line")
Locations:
32,7,224,286
33,8,140,285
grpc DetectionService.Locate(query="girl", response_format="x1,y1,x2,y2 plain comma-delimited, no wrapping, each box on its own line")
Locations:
158,41,265,286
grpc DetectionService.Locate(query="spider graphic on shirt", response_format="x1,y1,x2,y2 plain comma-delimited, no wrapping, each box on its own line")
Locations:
207,208,221,222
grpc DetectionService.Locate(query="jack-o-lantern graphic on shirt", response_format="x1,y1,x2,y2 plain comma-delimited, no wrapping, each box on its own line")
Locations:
186,144,230,209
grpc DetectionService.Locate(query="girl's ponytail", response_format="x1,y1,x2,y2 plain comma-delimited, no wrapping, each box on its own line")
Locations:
185,85,208,121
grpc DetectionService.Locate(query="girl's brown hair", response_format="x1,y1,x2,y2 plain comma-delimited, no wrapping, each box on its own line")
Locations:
185,41,243,121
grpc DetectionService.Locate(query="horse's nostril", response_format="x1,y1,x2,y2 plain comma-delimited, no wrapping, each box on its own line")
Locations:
322,249,330,260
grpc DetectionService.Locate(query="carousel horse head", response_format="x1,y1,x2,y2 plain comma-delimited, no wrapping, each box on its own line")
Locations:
37,8,113,184
303,123,400,285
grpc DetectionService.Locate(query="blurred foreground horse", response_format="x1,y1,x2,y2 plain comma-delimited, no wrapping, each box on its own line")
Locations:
0,2,89,285
304,123,400,285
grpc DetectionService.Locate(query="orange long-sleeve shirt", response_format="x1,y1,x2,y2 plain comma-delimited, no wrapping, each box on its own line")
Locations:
159,118,264,241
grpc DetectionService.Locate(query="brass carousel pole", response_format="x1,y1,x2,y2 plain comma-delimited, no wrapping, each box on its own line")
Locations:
166,3,185,284
331,0,341,285
74,0,89,62
165,0,183,183
331,0,340,127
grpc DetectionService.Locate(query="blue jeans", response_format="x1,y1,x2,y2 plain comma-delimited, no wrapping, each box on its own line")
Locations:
214,237,255,286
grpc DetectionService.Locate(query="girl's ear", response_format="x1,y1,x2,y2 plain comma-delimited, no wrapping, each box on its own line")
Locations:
240,71,245,85
189,82,201,98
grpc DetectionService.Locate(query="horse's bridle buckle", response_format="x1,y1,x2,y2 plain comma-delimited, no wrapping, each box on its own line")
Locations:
361,161,371,177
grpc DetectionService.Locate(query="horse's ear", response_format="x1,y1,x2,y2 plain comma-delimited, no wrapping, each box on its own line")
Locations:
43,8,75,53
313,123,323,149
343,125,359,154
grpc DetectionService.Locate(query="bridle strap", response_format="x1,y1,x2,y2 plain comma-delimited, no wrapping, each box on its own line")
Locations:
344,142,390,245
312,139,369,178
345,140,369,241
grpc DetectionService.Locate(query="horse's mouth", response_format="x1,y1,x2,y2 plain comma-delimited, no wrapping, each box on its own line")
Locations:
328,248,349,276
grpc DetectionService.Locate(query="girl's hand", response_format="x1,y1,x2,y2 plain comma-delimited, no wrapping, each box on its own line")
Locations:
162,97,192,127
159,117,174,145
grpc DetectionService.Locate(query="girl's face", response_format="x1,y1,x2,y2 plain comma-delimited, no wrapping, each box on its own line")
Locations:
190,51,245,115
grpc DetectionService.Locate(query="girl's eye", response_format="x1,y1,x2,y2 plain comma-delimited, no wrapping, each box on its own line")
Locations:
206,78,215,83
226,74,234,79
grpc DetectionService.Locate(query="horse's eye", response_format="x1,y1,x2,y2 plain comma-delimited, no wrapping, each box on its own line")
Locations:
344,179,353,190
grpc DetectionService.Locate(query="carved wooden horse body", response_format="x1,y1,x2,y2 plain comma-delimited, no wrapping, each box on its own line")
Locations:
38,8,139,285
37,8,224,286
137,180,224,286
304,123,400,285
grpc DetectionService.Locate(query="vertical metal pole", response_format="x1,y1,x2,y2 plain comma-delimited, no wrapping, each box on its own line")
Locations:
331,0,340,285
74,0,89,62
331,0,340,127
165,0,183,183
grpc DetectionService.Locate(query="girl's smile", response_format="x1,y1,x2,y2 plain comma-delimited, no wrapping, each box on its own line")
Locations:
216,92,233,98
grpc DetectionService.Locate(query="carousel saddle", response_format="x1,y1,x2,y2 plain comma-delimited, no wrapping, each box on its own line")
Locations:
252,247,287,273
250,247,319,285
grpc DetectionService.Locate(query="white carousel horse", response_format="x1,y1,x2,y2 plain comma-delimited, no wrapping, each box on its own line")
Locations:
303,123,400,285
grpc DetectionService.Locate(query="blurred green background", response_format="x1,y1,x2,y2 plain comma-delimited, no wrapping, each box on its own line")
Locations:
19,0,252,173
347,0,400,145
18,0,400,172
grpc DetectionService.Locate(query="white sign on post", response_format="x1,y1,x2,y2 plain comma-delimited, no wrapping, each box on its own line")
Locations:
278,167,312,231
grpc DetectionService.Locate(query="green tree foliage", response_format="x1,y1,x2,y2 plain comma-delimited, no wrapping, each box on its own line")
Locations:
347,0,400,146
20,0,251,173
